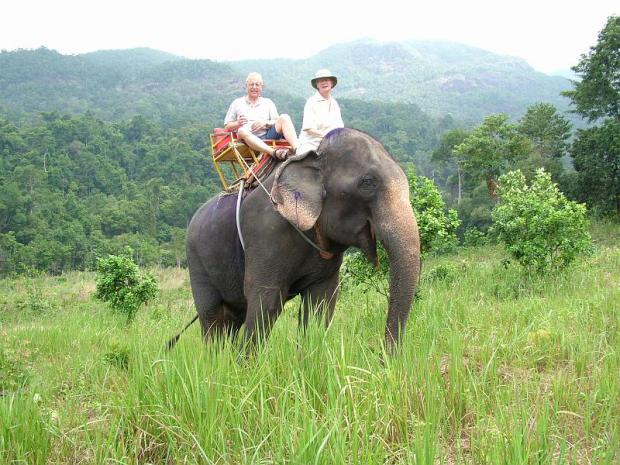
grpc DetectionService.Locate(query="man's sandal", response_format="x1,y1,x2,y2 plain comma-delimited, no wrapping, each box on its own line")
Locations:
272,148,289,160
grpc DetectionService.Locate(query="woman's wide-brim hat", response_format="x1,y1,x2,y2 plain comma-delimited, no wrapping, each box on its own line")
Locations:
311,69,338,89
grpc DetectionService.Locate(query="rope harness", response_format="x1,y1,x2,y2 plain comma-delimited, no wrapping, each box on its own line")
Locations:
232,146,333,259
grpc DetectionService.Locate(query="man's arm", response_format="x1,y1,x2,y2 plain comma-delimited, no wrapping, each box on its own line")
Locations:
224,99,247,131
225,119,244,131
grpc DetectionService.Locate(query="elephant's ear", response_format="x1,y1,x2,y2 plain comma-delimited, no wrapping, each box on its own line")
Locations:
271,151,324,231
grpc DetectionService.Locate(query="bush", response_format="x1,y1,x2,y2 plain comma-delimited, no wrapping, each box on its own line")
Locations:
491,169,592,273
340,248,389,295
95,248,158,321
423,263,465,285
462,227,489,247
408,171,461,256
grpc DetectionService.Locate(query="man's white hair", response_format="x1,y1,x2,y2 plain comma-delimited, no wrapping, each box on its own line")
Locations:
246,72,263,84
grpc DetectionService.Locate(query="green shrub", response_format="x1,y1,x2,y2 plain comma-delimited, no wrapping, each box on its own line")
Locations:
462,227,489,247
103,341,130,370
95,248,157,321
491,169,592,273
14,283,53,315
408,170,461,256
423,263,465,285
340,248,389,295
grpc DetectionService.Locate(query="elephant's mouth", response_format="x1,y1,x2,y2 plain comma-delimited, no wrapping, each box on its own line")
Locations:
356,221,378,268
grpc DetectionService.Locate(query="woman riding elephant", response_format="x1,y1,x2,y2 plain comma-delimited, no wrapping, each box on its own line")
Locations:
297,68,344,155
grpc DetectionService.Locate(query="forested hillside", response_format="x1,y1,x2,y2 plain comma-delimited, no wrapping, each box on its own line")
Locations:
2,16,618,278
230,39,574,124
0,113,221,273
1,41,573,127
0,47,449,161
0,89,448,275
0,48,241,127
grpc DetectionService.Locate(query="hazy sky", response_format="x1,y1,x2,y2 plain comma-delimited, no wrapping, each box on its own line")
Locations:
1,0,617,73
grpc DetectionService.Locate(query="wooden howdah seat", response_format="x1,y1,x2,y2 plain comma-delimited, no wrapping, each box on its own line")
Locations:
210,128,291,190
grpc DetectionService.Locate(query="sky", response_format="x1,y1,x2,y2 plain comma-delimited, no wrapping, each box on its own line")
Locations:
1,0,617,74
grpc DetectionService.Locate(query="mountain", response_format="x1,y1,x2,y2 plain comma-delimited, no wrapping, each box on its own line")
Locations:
0,47,247,128
228,39,574,125
0,41,577,129
0,44,585,275
548,68,577,80
81,48,183,68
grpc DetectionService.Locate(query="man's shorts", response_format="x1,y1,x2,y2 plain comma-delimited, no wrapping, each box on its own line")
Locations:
259,125,284,140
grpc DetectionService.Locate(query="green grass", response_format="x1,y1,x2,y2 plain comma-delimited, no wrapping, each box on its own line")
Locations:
1,241,619,464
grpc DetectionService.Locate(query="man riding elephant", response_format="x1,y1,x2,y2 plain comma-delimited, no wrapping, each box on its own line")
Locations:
224,72,299,160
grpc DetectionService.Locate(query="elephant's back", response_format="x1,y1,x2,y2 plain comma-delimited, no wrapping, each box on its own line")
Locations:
189,192,230,227
187,193,243,272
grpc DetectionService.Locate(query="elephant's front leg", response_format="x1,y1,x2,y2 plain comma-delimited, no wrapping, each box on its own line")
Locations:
300,273,340,331
243,284,287,346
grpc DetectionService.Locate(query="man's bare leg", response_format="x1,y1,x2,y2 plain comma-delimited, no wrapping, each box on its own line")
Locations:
275,114,299,153
238,128,291,160
237,128,278,156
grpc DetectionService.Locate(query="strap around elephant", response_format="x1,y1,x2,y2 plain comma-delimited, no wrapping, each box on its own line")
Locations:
274,154,334,259
287,220,334,259
236,183,246,251
236,150,333,259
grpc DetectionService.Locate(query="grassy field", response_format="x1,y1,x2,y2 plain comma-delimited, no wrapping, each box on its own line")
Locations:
1,225,619,464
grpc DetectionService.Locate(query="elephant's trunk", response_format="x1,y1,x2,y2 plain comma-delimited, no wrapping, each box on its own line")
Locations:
374,180,421,350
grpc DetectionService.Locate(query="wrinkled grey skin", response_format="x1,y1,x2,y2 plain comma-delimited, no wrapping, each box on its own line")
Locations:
182,128,420,350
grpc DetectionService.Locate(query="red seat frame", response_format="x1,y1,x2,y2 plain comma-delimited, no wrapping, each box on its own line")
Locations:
210,128,290,189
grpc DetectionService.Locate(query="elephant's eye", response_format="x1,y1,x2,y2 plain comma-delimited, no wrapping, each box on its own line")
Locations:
359,175,377,190
358,175,378,198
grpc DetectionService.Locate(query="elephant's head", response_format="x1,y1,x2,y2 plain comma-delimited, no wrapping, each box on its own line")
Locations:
271,128,421,348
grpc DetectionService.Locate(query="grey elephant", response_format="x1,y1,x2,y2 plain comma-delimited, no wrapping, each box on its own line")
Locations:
170,128,420,350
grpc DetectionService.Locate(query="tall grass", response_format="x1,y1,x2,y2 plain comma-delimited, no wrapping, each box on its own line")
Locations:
1,242,618,464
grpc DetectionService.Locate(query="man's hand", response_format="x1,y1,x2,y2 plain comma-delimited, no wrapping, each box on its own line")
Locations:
237,115,248,127
251,121,268,132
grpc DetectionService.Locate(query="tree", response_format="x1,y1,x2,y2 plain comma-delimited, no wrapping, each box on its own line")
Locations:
455,114,532,198
0,182,27,233
571,119,620,215
432,128,469,204
408,170,460,255
518,103,572,160
516,103,572,184
563,16,620,122
492,169,591,273
563,15,620,216
164,226,187,268
95,248,157,321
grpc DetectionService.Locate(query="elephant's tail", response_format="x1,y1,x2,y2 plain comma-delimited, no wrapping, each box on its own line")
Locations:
165,314,199,351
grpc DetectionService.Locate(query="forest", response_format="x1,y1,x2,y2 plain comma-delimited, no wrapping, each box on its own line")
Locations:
1,17,619,276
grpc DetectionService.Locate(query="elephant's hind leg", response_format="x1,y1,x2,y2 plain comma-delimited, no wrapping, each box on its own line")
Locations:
219,303,245,339
189,271,226,340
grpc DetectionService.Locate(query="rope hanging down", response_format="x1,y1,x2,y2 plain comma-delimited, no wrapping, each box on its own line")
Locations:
232,145,332,258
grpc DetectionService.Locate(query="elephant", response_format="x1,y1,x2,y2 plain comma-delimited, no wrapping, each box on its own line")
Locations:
171,128,420,351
